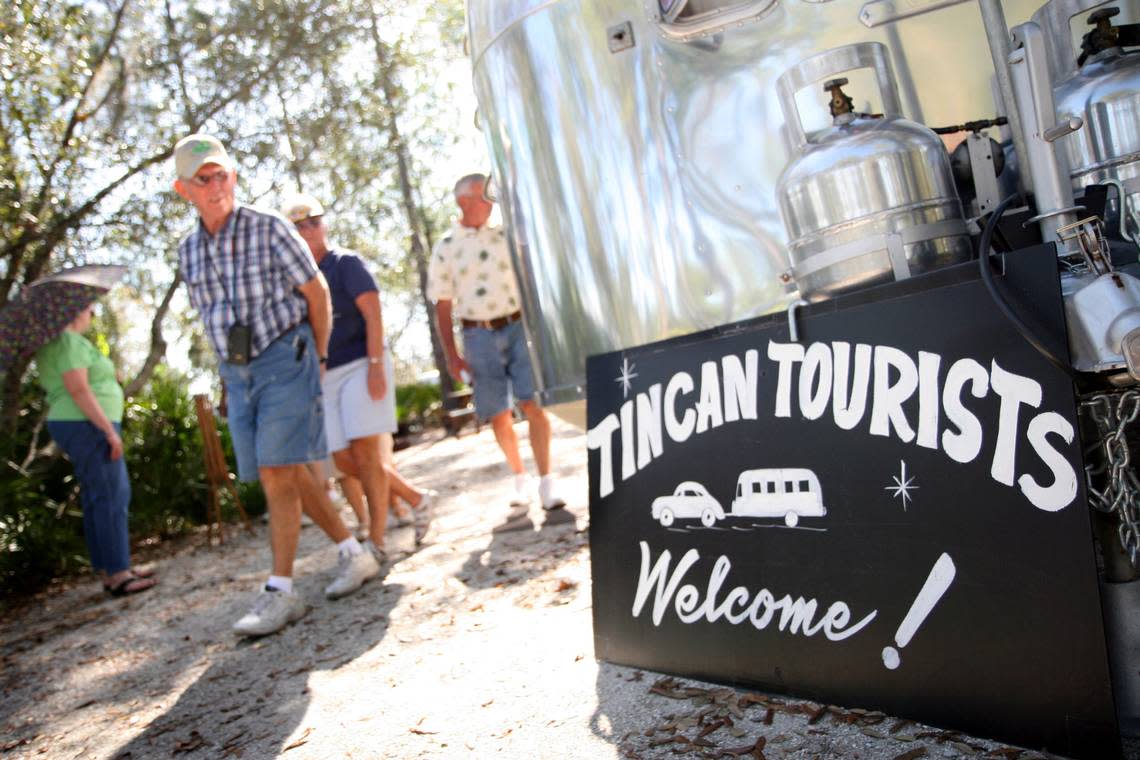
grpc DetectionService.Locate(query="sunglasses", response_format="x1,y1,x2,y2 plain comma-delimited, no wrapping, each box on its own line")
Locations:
294,216,323,230
185,170,231,188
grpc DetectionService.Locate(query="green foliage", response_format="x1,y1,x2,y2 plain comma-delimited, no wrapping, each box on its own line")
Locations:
122,368,207,536
0,366,263,601
395,382,442,427
0,375,87,596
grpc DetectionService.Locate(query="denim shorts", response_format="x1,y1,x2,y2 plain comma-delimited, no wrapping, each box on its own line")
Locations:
219,323,326,481
322,353,397,452
462,319,536,420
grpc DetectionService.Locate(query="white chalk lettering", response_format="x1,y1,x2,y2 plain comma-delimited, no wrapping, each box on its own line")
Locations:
696,361,724,434
799,342,832,421
832,341,872,430
585,413,620,498
1018,411,1077,512
990,360,1042,487
636,384,663,470
664,372,696,443
941,358,988,464
632,542,877,641
722,350,759,423
768,340,805,418
870,346,917,443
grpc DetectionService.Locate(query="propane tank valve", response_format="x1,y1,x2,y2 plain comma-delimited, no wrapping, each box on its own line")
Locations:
823,78,854,118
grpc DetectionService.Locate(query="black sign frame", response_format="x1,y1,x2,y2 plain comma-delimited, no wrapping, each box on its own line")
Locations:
586,249,1119,758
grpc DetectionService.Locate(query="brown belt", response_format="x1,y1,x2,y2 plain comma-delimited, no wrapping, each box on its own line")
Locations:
461,310,522,330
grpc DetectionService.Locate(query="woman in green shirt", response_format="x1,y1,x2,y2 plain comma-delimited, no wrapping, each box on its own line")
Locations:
37,304,156,597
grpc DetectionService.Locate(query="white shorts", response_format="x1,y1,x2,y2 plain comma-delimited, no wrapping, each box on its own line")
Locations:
322,355,397,453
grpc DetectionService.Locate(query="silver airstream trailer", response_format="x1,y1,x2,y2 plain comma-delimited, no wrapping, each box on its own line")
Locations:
465,0,1140,749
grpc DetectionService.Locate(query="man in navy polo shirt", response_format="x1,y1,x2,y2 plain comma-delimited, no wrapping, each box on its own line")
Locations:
281,193,435,557
173,134,379,637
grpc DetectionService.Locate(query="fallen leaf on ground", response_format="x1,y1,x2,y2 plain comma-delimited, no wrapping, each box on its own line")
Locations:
282,727,313,752
173,731,207,754
891,748,927,760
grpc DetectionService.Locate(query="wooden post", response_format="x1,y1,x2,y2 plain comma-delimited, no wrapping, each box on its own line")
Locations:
193,394,251,544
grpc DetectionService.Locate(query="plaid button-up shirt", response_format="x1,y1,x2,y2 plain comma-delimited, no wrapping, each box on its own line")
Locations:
179,203,318,360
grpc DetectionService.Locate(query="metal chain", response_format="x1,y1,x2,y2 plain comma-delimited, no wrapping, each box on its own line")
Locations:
1081,390,1140,568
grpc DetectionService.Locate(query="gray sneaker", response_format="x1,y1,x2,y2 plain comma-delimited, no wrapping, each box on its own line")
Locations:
362,539,389,567
414,490,438,546
324,548,381,599
232,588,307,637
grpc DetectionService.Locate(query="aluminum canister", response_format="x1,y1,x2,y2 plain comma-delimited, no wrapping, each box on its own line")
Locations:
1051,13,1140,239
776,43,971,300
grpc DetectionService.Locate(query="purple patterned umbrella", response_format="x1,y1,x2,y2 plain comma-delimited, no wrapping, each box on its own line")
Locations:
0,264,128,373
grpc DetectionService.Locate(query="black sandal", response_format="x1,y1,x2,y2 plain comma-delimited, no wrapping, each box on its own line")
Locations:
105,573,157,597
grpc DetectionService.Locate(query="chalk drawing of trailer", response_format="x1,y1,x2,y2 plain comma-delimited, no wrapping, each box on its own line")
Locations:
730,468,827,527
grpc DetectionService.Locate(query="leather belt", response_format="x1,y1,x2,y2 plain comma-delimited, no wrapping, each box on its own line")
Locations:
461,310,522,330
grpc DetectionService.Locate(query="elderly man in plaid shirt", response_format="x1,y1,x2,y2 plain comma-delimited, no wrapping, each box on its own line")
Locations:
173,134,380,637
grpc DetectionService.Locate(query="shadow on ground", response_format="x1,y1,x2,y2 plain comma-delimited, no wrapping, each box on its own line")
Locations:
109,579,406,759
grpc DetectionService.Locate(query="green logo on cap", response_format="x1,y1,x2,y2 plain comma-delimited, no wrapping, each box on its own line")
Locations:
192,141,212,154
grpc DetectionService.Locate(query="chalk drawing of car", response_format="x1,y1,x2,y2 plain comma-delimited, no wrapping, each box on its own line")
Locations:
730,468,827,527
651,481,725,528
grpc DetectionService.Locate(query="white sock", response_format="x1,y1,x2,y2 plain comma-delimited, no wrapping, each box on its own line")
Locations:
540,474,555,487
266,575,293,594
514,473,529,491
337,537,363,556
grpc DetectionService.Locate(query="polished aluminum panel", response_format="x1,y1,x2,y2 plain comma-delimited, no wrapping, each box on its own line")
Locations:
468,0,1041,410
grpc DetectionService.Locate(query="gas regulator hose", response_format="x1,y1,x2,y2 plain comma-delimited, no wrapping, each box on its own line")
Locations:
978,195,1077,380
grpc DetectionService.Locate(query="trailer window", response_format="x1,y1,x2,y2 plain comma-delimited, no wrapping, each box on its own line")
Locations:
766,482,776,494
800,480,810,491
656,0,778,40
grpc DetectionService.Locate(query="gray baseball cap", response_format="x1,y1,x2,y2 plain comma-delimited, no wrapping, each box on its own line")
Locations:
174,133,233,179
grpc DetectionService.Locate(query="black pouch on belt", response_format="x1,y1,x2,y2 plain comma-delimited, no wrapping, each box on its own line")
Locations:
227,323,252,365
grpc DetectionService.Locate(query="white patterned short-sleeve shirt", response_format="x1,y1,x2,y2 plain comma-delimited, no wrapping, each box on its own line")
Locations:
427,221,521,321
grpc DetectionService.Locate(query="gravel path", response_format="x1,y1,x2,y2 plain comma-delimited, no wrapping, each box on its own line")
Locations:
0,418,1110,759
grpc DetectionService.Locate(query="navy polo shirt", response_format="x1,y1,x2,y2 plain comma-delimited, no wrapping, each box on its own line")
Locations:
318,249,379,370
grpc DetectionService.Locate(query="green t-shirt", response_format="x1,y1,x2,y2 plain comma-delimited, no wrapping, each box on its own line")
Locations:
36,331,124,423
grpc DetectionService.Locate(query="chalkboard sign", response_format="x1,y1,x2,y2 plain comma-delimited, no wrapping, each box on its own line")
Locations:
586,251,1119,758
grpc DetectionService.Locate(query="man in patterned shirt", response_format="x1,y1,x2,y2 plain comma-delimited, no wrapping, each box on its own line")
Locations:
428,173,568,532
173,134,380,637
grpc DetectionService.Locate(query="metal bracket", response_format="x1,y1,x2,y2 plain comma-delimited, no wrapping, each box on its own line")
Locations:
966,133,1002,217
607,21,635,53
1058,216,1112,274
787,299,809,343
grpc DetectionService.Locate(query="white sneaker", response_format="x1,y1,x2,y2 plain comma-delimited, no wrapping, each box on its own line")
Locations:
539,476,566,510
413,490,437,546
510,474,532,506
324,548,381,599
232,588,307,637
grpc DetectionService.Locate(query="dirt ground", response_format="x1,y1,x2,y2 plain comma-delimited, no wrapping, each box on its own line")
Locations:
0,417,1120,759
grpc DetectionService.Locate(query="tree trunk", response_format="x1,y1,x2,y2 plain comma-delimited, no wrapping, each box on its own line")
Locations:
367,6,454,399
123,269,182,399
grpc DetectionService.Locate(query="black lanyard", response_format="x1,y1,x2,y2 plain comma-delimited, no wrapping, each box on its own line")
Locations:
202,207,244,326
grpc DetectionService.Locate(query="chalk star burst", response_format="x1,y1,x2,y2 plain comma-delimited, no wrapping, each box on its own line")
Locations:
884,459,919,511
614,357,638,398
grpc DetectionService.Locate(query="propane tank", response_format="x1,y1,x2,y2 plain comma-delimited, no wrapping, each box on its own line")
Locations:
776,43,971,301
1035,1,1140,242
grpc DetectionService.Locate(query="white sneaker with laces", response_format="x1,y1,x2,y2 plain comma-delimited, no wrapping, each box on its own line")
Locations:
539,476,566,511
324,548,381,599
414,490,437,545
232,588,307,637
